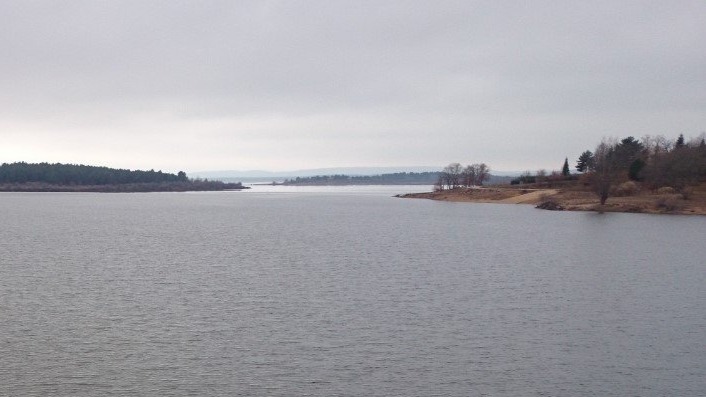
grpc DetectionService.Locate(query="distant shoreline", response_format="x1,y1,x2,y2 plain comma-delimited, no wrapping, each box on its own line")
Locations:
261,182,435,186
0,162,249,192
0,181,249,193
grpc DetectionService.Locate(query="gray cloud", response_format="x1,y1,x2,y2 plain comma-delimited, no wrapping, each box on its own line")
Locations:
2,1,705,172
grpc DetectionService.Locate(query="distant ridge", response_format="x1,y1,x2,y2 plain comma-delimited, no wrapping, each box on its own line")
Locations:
189,166,522,179
191,166,445,179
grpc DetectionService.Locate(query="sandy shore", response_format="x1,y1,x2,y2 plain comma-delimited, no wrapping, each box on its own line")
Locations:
398,186,706,215
399,188,556,204
496,189,558,204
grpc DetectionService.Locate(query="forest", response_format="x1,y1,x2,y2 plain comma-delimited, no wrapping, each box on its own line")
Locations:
282,172,441,185
0,162,245,192
576,134,706,204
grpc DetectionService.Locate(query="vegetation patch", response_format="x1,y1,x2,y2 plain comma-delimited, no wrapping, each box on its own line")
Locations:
536,200,564,211
655,194,686,212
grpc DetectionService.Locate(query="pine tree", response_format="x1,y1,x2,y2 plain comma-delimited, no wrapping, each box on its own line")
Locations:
576,150,595,173
562,157,570,177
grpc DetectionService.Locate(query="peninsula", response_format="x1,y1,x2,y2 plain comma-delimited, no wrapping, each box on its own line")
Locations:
399,184,706,215
399,134,706,215
0,162,248,192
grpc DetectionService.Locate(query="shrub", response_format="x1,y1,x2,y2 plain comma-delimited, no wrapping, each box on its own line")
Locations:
613,181,639,196
655,194,685,212
657,186,676,194
680,186,694,200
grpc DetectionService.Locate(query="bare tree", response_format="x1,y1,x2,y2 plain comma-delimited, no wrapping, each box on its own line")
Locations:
641,134,682,190
442,163,463,189
434,174,445,191
460,163,491,186
476,163,490,185
660,143,705,191
462,164,477,187
535,169,547,186
592,138,620,205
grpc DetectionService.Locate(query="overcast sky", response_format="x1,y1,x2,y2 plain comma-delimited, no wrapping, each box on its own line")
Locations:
2,1,705,173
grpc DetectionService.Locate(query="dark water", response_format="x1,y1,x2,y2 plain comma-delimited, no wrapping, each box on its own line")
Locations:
1,188,705,396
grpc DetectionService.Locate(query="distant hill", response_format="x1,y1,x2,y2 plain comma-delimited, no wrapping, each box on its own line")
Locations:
282,172,440,185
191,166,445,179
280,172,514,186
193,167,523,184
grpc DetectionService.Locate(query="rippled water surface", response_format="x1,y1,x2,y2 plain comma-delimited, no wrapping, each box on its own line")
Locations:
1,187,705,396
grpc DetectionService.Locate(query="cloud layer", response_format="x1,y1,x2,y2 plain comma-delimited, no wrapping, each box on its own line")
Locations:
2,1,705,172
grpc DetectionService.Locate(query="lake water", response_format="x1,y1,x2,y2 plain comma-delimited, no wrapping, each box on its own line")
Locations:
1,186,705,396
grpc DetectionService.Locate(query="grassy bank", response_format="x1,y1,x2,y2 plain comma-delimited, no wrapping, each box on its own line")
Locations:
399,182,706,215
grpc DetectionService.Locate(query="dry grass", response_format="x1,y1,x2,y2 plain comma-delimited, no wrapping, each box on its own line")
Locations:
400,181,706,215
655,194,686,212
401,187,536,203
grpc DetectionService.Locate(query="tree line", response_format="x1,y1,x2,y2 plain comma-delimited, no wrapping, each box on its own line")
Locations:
510,165,578,186
578,134,706,204
436,163,490,190
0,162,247,191
506,134,705,204
283,172,440,185
0,162,189,185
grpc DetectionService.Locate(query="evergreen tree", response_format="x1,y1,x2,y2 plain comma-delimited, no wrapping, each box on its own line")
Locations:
575,150,595,173
561,157,570,177
676,134,685,148
628,158,646,181
613,136,644,169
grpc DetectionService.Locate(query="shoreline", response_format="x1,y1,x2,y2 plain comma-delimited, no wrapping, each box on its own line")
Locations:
0,182,249,193
398,187,706,216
